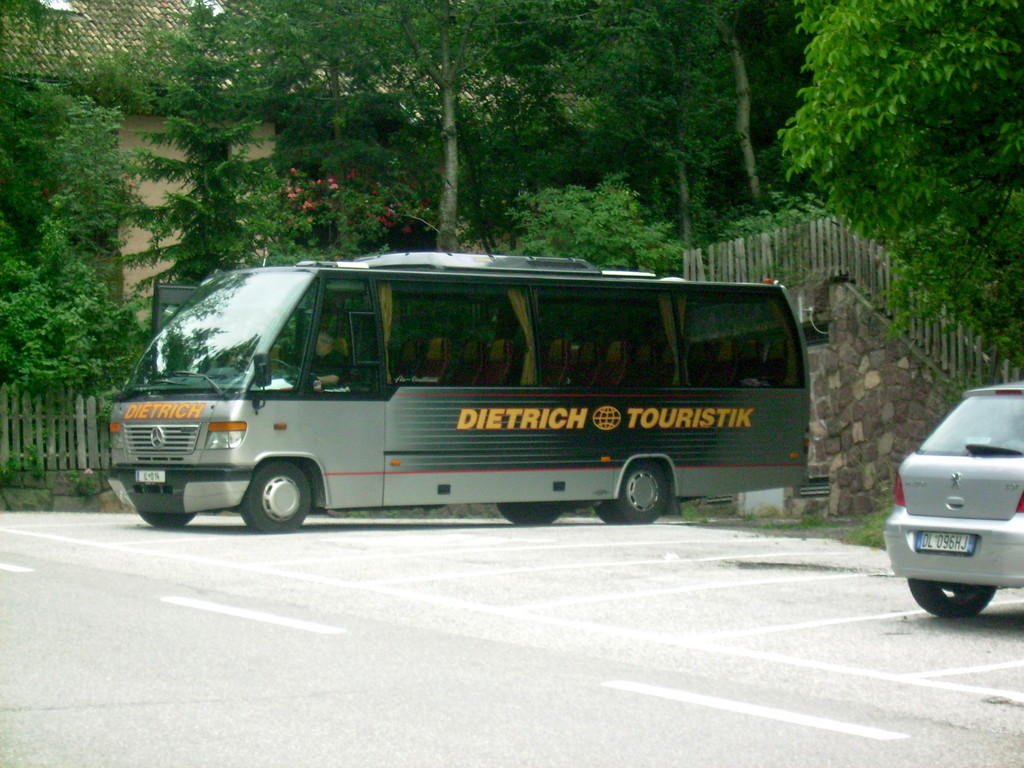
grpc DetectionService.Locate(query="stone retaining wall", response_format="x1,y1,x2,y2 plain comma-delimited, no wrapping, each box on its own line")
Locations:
802,281,961,517
0,470,128,513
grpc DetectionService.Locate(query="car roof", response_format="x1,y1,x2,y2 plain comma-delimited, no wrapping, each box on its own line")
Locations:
965,381,1024,396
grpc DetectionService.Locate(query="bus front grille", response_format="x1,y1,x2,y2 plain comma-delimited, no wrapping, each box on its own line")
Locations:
124,424,200,459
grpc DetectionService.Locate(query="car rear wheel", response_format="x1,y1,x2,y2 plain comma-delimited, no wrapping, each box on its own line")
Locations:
907,578,996,618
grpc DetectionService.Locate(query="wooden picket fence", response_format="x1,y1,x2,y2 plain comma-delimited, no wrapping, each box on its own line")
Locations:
0,384,110,473
681,217,1022,386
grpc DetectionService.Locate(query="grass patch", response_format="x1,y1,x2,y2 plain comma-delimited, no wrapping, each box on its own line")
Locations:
759,513,833,531
842,508,889,549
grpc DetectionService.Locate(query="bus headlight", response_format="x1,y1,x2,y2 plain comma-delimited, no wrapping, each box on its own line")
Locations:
205,422,247,450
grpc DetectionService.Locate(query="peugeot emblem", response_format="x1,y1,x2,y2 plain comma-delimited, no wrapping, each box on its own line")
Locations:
950,472,963,489
150,425,167,448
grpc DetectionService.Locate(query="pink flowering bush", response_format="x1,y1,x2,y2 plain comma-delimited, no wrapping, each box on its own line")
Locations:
278,168,433,257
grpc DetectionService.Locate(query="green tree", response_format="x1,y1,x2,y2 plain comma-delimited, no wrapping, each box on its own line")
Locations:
564,0,728,244
455,2,584,251
512,178,677,272
131,2,273,283
550,0,811,246
782,0,1024,367
217,0,813,256
0,223,143,393
233,0,439,253
47,96,135,296
375,0,572,251
0,85,144,392
0,2,145,392
712,0,761,201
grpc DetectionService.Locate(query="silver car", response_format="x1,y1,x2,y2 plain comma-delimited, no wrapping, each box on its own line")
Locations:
884,382,1024,617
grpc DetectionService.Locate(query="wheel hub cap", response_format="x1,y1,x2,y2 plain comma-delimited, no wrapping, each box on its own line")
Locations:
627,472,659,511
261,476,300,521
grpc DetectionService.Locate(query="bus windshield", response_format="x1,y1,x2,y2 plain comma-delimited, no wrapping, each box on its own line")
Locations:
124,270,314,397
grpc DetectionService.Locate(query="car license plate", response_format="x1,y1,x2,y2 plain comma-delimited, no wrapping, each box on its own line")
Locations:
135,470,166,484
915,531,976,555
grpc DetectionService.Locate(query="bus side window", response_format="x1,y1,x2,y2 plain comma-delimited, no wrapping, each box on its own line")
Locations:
477,339,513,386
589,340,628,387
449,339,484,385
542,339,571,386
535,287,673,389
313,280,378,394
383,281,528,387
419,337,452,382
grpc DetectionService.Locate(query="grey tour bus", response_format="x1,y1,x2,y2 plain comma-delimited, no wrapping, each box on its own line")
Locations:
107,252,809,532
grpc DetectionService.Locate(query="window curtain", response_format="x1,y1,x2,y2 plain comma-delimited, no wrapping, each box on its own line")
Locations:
378,282,393,383
661,294,681,385
507,288,537,385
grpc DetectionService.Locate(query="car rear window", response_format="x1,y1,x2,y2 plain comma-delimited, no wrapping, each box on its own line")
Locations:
919,394,1024,455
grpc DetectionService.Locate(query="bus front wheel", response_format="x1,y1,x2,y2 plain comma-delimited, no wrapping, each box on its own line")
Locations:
497,502,564,525
240,460,311,533
597,461,670,524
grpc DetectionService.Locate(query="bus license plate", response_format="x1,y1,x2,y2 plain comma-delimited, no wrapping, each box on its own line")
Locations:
915,531,976,555
135,470,166,484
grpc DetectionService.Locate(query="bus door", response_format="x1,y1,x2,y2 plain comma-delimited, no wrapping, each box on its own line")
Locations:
265,278,387,510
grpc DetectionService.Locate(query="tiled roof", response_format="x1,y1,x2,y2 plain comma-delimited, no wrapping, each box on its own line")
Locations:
5,0,203,75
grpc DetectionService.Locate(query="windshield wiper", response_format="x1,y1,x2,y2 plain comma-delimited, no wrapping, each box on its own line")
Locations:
119,381,179,396
965,443,1024,457
168,371,227,398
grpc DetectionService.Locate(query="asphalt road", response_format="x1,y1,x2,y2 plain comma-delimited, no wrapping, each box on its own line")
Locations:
2,511,1023,768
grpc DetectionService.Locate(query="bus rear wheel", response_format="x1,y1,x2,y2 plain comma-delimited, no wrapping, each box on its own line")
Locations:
497,502,564,525
597,461,670,524
240,460,311,533
137,511,197,529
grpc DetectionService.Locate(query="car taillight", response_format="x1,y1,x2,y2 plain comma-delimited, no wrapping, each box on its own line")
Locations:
1017,490,1024,515
894,473,906,507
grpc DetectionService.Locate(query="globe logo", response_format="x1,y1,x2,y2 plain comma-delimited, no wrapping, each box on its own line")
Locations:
592,405,621,431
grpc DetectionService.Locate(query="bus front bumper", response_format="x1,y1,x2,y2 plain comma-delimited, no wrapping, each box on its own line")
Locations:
108,466,253,515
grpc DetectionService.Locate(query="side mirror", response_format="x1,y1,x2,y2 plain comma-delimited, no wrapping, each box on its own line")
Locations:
253,352,272,388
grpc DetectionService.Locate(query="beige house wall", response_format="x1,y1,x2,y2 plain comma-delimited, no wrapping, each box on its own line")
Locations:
118,115,276,295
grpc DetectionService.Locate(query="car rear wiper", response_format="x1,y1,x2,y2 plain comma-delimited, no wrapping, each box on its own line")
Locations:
965,443,1024,457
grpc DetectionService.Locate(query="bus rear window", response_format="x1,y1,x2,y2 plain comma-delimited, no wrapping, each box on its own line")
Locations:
682,291,801,388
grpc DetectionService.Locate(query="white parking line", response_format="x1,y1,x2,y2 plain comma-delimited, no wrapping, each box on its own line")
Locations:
0,562,33,573
366,550,860,586
332,533,547,548
6,526,1023,705
519,572,864,610
695,607,926,641
604,681,910,741
162,597,345,635
902,658,1024,680
255,535,794,567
